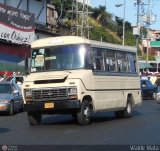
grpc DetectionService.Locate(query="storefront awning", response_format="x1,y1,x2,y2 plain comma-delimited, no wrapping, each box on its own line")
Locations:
139,62,153,69
150,41,160,47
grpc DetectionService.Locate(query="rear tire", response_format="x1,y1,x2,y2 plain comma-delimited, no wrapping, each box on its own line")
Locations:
123,101,132,118
27,112,42,126
115,100,132,118
77,101,92,125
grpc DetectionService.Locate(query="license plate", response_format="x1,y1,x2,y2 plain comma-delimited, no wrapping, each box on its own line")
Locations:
44,102,54,109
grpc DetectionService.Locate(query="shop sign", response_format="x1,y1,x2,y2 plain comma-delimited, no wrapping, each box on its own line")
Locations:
0,3,35,45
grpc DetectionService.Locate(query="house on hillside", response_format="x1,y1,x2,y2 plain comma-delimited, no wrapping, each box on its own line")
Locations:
141,30,160,59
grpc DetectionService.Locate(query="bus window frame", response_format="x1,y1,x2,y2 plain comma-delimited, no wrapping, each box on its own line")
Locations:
91,47,138,75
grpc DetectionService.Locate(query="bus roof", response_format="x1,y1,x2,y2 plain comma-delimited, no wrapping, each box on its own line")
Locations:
31,36,136,52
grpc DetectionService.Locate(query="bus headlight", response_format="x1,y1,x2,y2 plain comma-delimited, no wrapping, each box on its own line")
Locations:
68,87,78,99
25,89,32,102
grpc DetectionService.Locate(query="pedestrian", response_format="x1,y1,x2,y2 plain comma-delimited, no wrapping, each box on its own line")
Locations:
150,73,157,85
16,80,22,89
17,71,21,75
13,71,16,77
141,74,148,80
0,75,4,81
3,71,8,78
155,75,160,93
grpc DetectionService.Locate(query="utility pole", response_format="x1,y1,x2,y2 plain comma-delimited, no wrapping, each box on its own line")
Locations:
123,0,126,46
105,0,107,10
141,0,156,62
146,0,151,62
134,0,141,52
70,0,92,38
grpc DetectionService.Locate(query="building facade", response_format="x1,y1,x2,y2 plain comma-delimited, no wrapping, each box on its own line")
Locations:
0,0,58,72
141,30,160,59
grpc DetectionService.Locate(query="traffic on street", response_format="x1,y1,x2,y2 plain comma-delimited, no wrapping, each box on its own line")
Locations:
1,1,160,151
0,99,160,146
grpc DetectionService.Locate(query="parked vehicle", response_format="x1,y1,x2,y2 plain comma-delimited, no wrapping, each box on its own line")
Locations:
0,81,24,115
141,79,157,100
4,75,26,83
3,76,26,90
155,86,160,103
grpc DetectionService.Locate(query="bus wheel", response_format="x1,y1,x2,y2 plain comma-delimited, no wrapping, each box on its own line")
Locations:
123,101,132,118
77,101,92,125
27,112,42,126
8,102,14,116
115,101,132,118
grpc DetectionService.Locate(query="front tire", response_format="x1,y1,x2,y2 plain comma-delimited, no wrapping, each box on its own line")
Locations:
27,112,42,126
8,102,14,116
77,101,92,125
19,104,24,112
152,92,156,100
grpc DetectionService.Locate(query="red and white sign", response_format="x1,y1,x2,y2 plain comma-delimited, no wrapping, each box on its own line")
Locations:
0,3,35,45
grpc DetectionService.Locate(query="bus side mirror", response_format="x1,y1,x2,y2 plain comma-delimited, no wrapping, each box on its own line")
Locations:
25,57,30,75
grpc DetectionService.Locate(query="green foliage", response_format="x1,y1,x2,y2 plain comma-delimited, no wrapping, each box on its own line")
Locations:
125,21,132,31
92,6,112,26
51,0,72,19
50,2,139,51
141,54,156,61
89,26,121,44
125,31,136,46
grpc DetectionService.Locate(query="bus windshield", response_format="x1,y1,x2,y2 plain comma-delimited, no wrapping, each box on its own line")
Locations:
30,44,90,72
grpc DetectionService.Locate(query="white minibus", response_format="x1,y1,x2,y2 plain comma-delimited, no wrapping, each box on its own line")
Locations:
22,36,142,126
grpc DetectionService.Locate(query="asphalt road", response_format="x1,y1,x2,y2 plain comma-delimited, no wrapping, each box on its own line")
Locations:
0,100,160,146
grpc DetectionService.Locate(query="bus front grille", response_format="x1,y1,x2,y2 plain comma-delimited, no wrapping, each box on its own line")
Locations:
32,88,68,100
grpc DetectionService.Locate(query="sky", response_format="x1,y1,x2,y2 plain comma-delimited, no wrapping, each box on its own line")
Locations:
90,0,160,30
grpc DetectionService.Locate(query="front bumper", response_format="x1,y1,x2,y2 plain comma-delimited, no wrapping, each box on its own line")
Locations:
24,100,81,114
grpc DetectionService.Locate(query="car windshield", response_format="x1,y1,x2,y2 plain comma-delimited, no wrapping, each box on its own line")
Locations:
30,44,90,72
0,84,12,94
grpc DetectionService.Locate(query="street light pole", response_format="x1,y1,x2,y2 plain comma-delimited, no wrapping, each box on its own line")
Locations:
122,0,126,46
115,0,126,46
136,0,140,53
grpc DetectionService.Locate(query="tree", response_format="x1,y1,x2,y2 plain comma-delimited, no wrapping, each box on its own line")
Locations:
92,6,111,26
51,0,72,19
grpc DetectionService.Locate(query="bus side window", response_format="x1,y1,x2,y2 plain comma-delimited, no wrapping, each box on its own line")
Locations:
105,58,110,71
105,51,116,72
109,58,116,71
117,52,128,72
92,48,104,71
128,53,136,73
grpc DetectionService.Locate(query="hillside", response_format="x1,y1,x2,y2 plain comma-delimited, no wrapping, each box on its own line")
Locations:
52,1,137,48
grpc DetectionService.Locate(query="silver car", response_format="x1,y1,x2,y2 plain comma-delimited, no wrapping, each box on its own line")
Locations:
0,81,23,115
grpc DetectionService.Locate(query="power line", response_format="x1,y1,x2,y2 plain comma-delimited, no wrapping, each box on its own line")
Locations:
70,0,92,38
